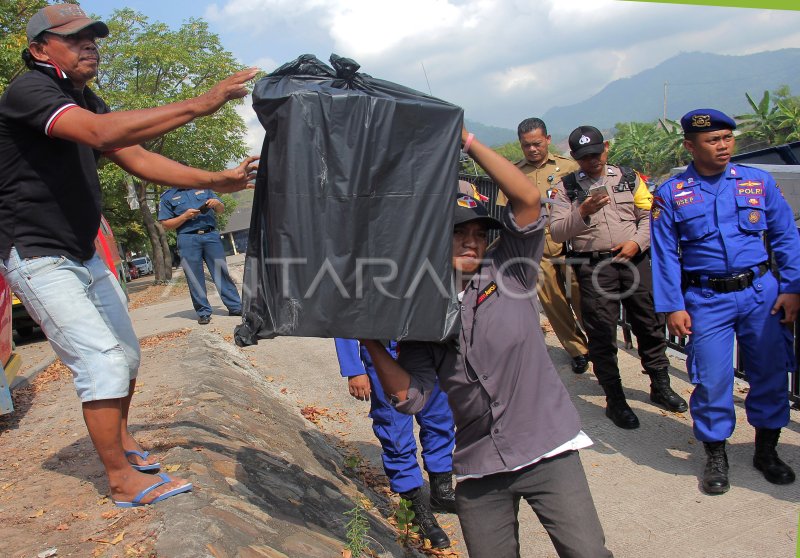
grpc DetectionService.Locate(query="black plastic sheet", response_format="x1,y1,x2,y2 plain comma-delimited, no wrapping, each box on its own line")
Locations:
235,54,462,345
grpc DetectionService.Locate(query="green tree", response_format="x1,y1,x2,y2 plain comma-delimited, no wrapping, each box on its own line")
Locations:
735,91,783,150
95,9,248,282
493,140,524,163
608,119,689,180
0,1,79,91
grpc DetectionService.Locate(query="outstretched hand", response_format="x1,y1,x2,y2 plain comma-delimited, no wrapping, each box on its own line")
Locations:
213,155,259,193
196,67,259,117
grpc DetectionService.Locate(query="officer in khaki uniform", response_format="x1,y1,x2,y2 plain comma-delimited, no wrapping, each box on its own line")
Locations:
549,125,687,430
498,118,590,374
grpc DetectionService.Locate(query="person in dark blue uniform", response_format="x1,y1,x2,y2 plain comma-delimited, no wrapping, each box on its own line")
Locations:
334,338,455,549
650,108,800,495
159,188,242,324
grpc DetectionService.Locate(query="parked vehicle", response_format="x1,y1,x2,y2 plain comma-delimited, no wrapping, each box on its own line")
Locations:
128,261,140,280
12,215,125,339
131,255,153,276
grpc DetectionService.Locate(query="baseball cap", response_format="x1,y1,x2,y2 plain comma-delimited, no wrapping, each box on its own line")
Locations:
680,109,737,134
27,4,109,44
454,193,502,229
568,125,606,160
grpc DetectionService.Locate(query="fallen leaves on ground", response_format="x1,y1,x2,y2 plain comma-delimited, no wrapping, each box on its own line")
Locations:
300,405,329,425
139,328,191,349
128,283,189,310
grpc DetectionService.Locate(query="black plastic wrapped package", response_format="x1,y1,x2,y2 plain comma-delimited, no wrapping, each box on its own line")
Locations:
235,54,462,345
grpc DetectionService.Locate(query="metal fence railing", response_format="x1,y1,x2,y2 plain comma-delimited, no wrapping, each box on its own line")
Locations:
460,173,800,408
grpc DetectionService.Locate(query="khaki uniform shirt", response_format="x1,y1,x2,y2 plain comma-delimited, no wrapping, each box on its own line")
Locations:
549,165,650,253
498,154,579,257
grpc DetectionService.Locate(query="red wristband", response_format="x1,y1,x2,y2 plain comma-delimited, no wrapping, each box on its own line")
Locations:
463,132,475,153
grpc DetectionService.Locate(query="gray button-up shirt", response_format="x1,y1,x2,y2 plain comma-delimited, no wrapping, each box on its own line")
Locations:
549,165,650,252
396,206,583,477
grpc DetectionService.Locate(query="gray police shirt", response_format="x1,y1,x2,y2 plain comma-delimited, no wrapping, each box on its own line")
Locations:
396,206,583,477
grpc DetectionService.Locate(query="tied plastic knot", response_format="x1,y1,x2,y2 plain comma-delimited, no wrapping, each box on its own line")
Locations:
330,53,361,79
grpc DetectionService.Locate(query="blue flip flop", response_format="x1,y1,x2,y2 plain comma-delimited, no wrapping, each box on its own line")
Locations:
125,450,161,472
113,473,193,508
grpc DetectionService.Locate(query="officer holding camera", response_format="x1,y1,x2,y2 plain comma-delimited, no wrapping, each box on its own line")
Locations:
159,188,242,324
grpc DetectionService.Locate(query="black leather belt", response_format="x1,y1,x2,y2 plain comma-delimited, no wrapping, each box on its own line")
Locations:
570,250,614,262
684,262,769,293
182,227,215,235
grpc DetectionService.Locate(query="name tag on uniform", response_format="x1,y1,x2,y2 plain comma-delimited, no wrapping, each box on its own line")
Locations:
674,191,703,207
171,195,182,200
477,282,498,307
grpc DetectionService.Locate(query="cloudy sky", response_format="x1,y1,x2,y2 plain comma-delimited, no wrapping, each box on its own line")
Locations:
80,0,800,151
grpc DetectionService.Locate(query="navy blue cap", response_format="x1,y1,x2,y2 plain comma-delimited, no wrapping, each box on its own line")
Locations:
680,109,736,134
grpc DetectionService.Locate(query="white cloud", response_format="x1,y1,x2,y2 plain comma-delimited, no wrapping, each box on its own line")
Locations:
235,101,266,155
204,0,800,131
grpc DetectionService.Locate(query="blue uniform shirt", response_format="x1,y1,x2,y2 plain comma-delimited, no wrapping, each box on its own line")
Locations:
651,162,800,313
334,339,398,377
158,188,220,234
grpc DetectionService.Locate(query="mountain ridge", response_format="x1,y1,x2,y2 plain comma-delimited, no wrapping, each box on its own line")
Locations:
541,48,800,138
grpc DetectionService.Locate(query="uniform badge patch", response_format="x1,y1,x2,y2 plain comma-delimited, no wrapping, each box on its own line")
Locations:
674,192,703,207
457,195,478,208
477,282,498,306
748,210,761,224
675,182,684,190
748,198,759,206
651,207,662,220
691,114,711,127
736,181,764,197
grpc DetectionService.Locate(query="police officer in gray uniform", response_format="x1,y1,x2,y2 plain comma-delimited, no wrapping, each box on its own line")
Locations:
549,126,687,430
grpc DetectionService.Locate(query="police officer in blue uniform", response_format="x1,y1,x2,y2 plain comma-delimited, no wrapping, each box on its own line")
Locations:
650,109,800,495
159,188,242,324
334,338,455,549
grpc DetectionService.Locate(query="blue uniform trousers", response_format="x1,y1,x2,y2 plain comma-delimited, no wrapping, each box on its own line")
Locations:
177,231,242,318
685,271,793,442
364,365,454,494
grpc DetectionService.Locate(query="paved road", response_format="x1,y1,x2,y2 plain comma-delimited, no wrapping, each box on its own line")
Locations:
7,254,799,557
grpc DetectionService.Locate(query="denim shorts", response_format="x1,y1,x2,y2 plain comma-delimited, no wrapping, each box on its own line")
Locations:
0,248,140,402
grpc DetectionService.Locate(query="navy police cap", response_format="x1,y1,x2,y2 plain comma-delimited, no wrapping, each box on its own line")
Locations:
680,109,736,134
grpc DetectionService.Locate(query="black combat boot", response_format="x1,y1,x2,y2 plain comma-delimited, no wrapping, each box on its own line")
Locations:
399,488,450,549
428,471,456,513
702,441,730,495
571,354,589,374
753,428,796,485
647,368,688,412
601,381,640,429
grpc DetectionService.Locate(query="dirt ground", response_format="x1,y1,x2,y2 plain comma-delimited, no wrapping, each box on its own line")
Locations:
0,284,192,558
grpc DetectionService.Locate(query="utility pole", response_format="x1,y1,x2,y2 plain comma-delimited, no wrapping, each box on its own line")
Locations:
663,81,668,122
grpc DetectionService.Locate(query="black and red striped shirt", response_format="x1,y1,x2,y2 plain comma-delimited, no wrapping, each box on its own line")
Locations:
0,63,109,261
